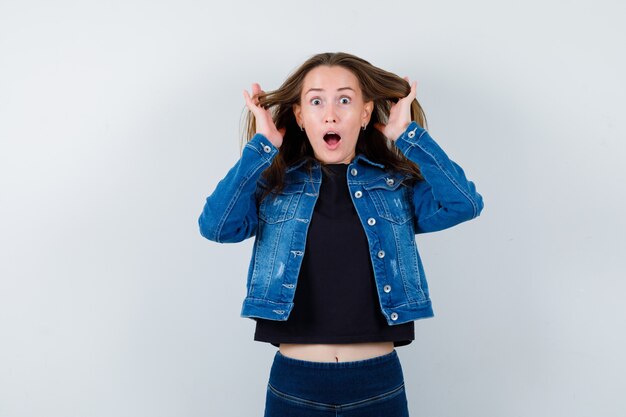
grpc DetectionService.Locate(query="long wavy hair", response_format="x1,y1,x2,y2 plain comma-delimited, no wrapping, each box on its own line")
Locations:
239,52,428,202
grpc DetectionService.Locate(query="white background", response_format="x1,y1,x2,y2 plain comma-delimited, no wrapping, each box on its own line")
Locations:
1,1,624,416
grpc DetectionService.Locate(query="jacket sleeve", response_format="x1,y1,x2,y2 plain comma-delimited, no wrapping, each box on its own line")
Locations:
393,121,484,234
198,133,278,243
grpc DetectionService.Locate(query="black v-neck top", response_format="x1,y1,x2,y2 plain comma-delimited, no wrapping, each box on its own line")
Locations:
254,163,415,347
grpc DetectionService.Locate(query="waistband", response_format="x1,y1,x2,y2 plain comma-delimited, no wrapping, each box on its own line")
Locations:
268,349,405,404
273,348,399,369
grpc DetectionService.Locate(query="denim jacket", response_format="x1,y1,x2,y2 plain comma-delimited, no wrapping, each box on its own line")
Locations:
198,121,484,326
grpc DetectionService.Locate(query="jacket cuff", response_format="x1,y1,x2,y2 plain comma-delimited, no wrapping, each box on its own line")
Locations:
393,121,428,154
245,132,279,164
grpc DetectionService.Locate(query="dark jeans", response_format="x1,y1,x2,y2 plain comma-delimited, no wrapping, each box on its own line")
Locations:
264,349,410,417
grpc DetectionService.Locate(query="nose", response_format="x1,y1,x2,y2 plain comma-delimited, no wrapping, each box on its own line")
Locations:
324,104,337,123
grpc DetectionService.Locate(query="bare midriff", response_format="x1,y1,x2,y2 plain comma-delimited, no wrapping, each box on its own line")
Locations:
279,341,394,363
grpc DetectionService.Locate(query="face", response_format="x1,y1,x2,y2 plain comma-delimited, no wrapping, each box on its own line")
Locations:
293,65,373,165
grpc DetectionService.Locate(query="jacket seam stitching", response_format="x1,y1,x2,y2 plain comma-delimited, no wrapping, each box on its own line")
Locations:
413,137,479,218
214,156,269,241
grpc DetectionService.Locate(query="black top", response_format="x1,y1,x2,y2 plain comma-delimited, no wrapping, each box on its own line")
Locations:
254,163,414,347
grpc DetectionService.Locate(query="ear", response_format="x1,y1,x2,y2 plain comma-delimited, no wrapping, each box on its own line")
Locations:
362,101,374,124
292,103,302,126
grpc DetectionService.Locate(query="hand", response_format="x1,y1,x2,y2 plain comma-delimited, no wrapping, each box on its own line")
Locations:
243,83,286,149
373,77,417,142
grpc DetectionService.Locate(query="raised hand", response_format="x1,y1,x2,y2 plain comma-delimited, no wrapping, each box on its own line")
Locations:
373,77,417,142
243,83,286,149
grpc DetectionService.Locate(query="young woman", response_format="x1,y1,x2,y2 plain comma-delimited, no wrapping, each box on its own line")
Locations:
199,52,484,417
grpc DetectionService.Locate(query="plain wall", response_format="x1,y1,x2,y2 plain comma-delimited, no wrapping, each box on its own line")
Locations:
1,0,624,416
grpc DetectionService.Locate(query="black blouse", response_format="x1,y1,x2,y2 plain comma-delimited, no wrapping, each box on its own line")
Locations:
254,162,414,347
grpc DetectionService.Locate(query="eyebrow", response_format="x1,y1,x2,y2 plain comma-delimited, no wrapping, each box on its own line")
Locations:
304,87,356,95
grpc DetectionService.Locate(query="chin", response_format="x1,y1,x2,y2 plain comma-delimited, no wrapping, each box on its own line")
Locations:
311,140,355,164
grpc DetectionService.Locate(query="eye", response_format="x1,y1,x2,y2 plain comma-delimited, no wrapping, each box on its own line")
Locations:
310,98,322,105
339,97,351,104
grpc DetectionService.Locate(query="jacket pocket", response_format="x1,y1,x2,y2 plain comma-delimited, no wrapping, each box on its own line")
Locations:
258,182,305,224
363,175,413,224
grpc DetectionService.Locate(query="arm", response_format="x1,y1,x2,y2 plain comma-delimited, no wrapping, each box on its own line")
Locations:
393,121,484,234
198,133,278,243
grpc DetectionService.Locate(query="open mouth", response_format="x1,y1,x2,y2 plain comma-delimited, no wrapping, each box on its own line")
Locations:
323,132,341,147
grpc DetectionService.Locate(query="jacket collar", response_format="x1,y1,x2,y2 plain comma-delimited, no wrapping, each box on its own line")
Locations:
285,158,309,173
352,153,386,169
286,153,385,173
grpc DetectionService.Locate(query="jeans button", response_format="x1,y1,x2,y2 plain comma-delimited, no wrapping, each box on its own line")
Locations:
367,218,376,226
354,190,362,198
383,285,391,293
390,312,398,320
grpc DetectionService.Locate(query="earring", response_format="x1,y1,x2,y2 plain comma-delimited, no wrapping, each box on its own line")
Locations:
300,125,305,131
362,124,367,130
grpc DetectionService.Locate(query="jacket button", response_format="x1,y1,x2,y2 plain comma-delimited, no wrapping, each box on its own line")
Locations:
384,284,391,293
354,190,362,198
377,250,385,258
386,178,394,186
390,312,398,320
367,218,376,226
350,168,358,176
408,130,416,138
263,144,272,153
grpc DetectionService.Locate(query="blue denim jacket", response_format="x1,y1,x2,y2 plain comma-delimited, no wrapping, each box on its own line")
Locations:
199,121,483,325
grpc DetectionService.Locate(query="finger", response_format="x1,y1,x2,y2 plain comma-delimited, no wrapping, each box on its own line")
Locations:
254,83,266,97
243,89,261,114
243,89,254,110
252,83,265,105
251,83,260,101
410,80,417,99
402,80,416,101
404,76,413,90
244,88,256,103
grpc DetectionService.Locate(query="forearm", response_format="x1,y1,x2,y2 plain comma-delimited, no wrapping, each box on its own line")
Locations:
198,133,278,243
394,122,484,233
